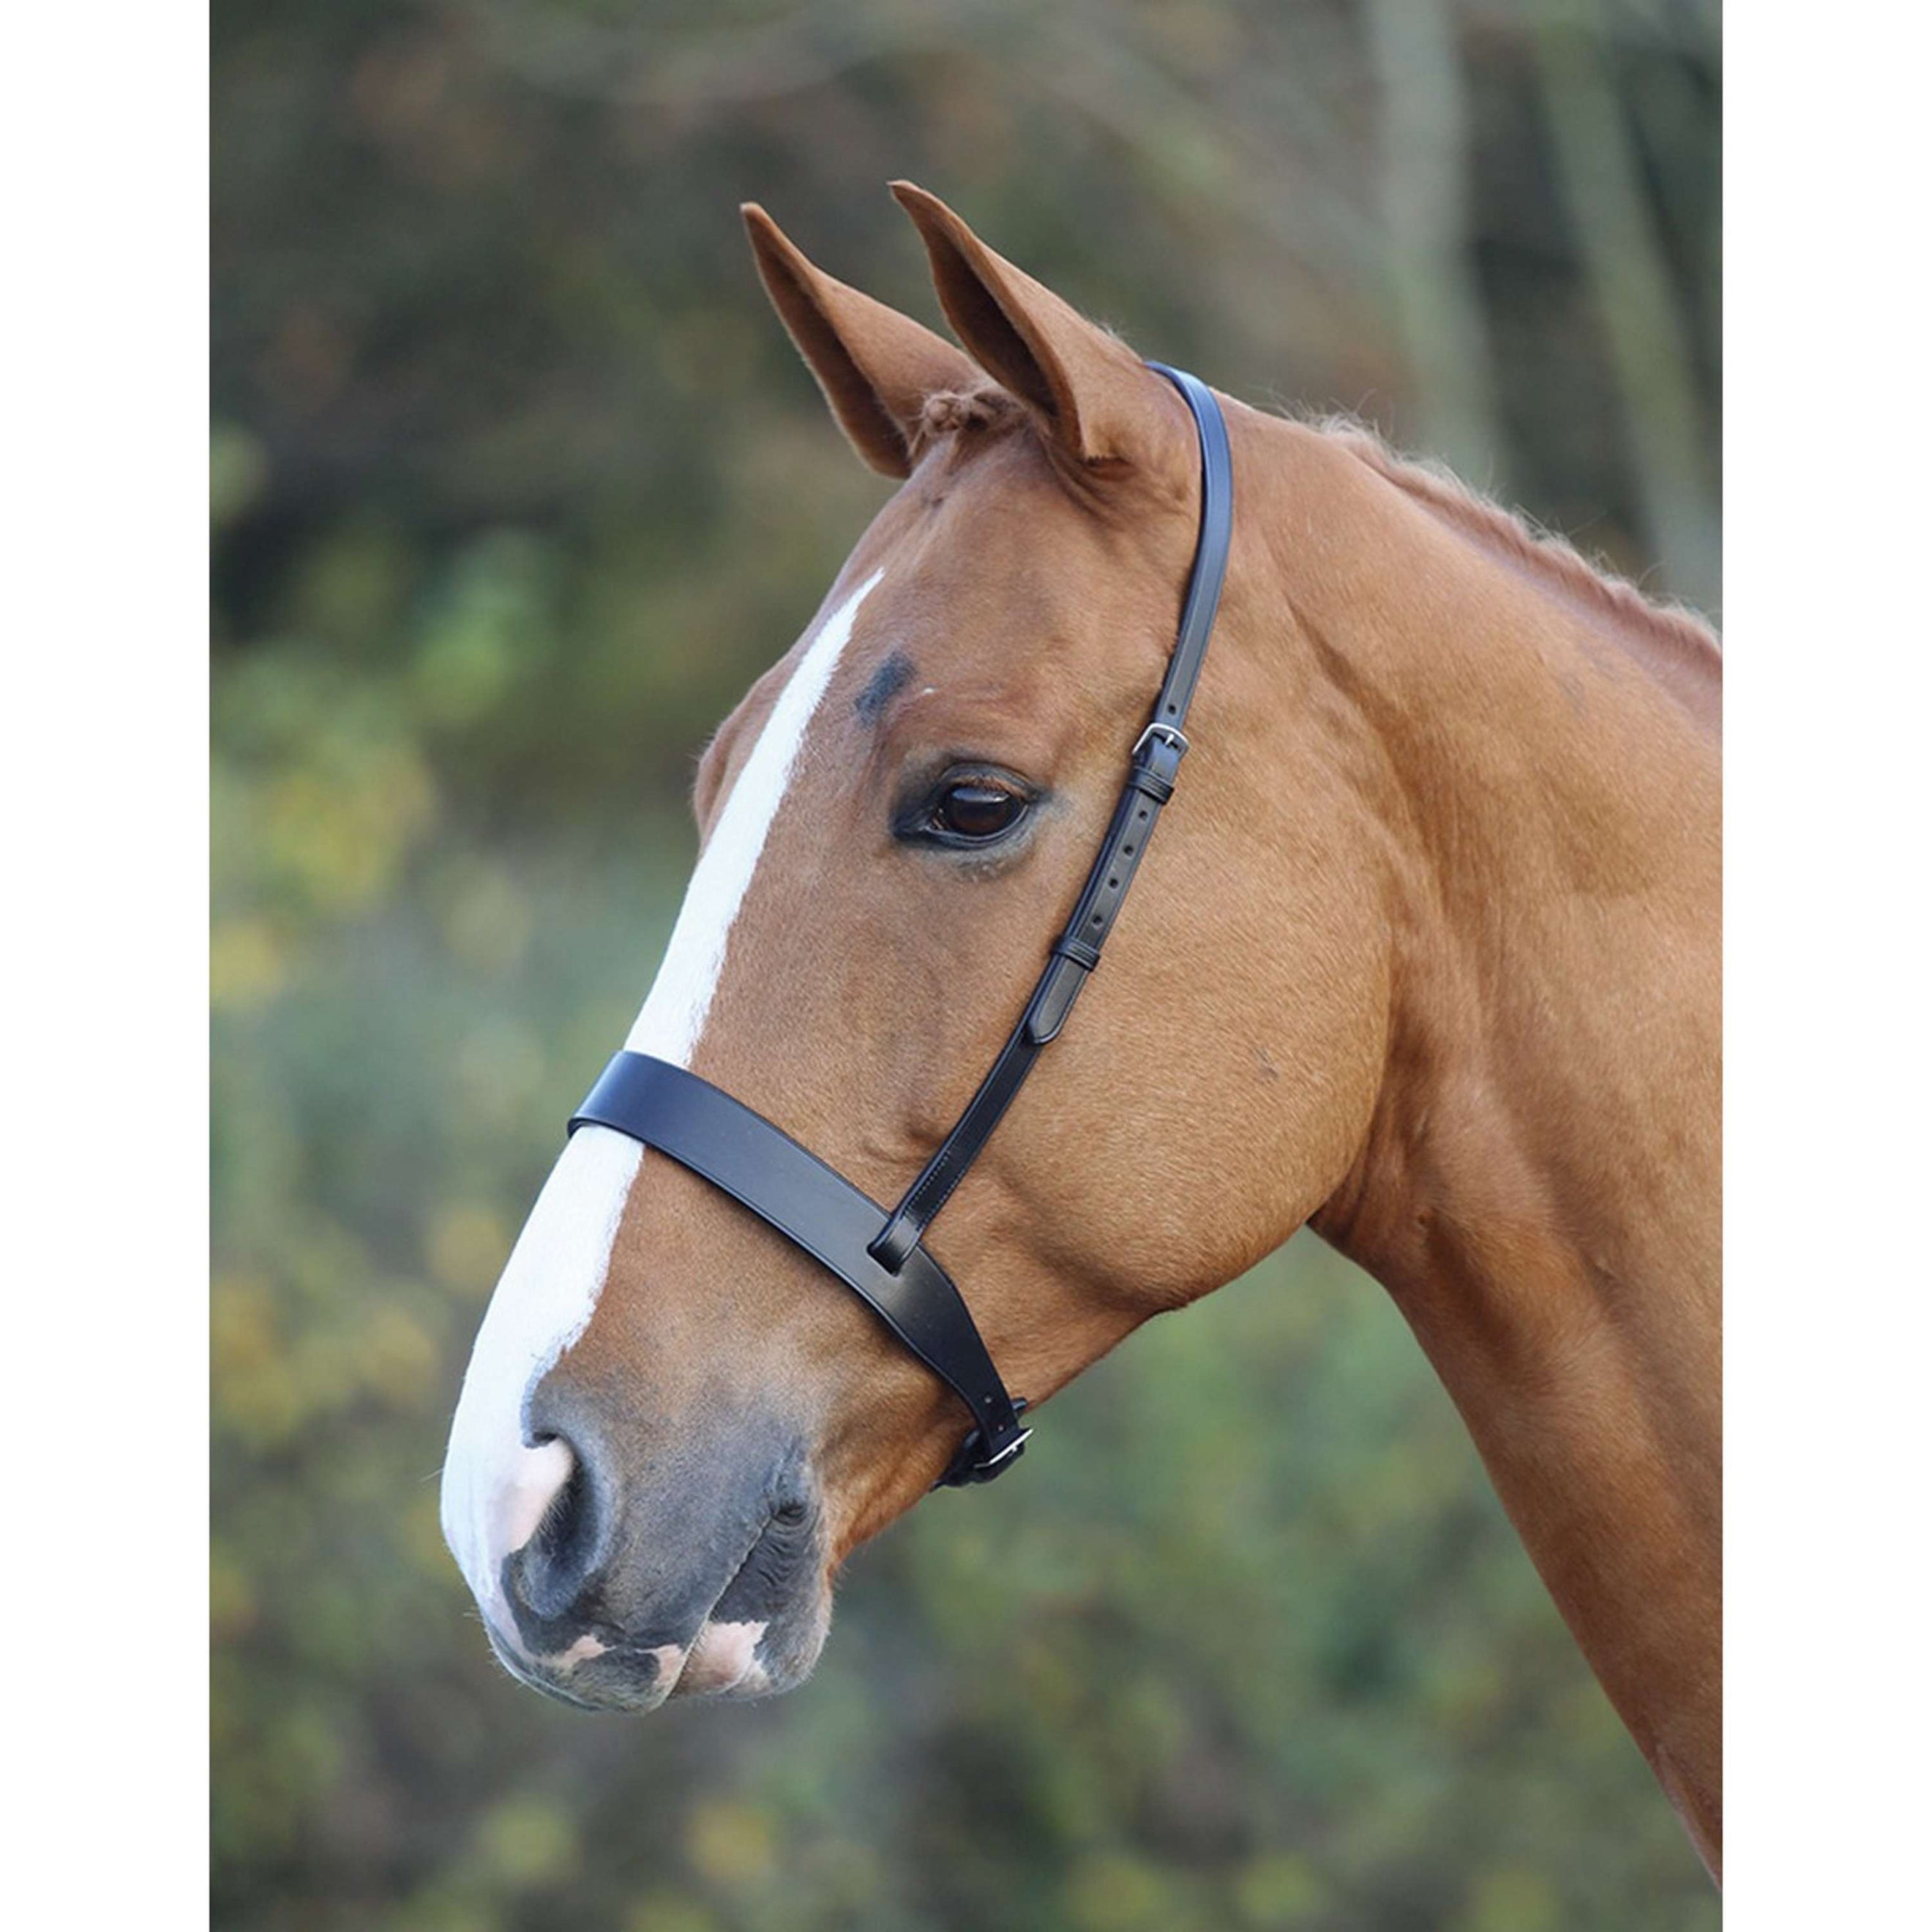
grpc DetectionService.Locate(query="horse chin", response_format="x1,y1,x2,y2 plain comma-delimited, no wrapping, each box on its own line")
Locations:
483,1572,832,1715
667,1591,832,1703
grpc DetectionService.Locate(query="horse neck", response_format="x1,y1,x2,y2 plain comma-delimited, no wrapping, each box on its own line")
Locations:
1235,414,1722,1870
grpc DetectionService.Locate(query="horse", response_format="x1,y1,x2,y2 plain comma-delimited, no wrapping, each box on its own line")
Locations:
441,184,1721,1876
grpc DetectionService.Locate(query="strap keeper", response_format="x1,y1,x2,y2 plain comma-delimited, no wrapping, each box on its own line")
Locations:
1129,722,1188,801
868,1207,920,1274
1052,934,1103,971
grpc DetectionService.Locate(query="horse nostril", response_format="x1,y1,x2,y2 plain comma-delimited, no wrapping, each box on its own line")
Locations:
528,1440,588,1549
493,1434,576,1556
501,1434,607,1631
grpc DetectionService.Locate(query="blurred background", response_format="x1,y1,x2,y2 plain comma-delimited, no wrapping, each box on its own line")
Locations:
211,2,1720,1927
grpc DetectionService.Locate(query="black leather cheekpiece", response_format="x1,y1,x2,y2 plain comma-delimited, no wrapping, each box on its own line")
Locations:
568,364,1234,1486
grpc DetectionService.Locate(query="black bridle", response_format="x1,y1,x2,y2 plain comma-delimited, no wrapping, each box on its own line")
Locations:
569,364,1233,1486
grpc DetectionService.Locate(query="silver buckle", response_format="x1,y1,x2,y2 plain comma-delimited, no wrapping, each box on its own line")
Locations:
1132,722,1190,760
978,1426,1032,1472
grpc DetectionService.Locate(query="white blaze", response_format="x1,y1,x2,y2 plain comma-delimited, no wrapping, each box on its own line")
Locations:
441,569,884,1610
625,566,883,1062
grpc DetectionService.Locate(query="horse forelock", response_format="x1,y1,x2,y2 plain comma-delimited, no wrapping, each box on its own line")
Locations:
915,385,1018,441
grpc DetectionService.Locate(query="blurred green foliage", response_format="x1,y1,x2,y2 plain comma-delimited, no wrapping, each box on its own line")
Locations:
213,2,1720,1926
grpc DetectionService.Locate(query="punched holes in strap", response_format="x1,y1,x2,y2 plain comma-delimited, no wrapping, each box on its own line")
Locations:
867,722,1193,1265
864,370,1231,1282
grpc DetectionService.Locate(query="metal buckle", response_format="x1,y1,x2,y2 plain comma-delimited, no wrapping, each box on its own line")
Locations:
935,1409,1033,1488
1132,722,1190,760
948,1425,1030,1486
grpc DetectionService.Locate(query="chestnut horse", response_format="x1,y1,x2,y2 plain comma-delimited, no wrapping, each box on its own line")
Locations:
442,187,1721,1873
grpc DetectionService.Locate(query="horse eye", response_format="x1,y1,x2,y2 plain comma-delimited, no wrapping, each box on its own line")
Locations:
934,782,1025,842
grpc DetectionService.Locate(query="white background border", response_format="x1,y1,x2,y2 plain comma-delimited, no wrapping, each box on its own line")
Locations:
7,3,1928,1922
7,4,208,1923
1725,4,1931,1922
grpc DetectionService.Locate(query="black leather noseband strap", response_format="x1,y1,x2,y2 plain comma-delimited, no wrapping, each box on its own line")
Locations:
568,364,1232,1486
570,1055,1029,1484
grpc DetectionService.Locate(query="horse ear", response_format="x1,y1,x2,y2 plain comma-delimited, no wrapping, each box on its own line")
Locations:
889,181,1183,471
742,203,981,479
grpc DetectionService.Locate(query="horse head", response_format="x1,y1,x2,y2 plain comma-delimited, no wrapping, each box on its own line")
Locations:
441,186,1390,1711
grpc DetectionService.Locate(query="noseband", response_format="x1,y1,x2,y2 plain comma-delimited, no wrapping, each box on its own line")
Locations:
570,365,1233,1486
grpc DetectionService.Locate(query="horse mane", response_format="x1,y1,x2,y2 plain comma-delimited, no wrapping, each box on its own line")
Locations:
913,384,1721,706
1308,413,1722,686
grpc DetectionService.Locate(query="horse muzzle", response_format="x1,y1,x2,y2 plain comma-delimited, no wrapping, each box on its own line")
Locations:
447,1393,831,1712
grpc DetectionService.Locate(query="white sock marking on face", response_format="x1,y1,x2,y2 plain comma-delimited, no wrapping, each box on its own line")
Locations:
441,569,883,1608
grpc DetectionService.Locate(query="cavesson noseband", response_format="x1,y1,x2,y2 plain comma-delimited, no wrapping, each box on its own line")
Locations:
570,364,1233,1486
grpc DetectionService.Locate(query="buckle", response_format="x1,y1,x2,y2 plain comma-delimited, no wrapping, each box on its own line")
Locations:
1132,722,1190,760
933,1403,1033,1488
938,1426,1031,1488
976,1425,1031,1472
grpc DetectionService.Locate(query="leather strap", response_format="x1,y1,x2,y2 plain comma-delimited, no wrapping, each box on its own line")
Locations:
866,362,1232,1273
565,364,1232,1484
570,1054,1031,1485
